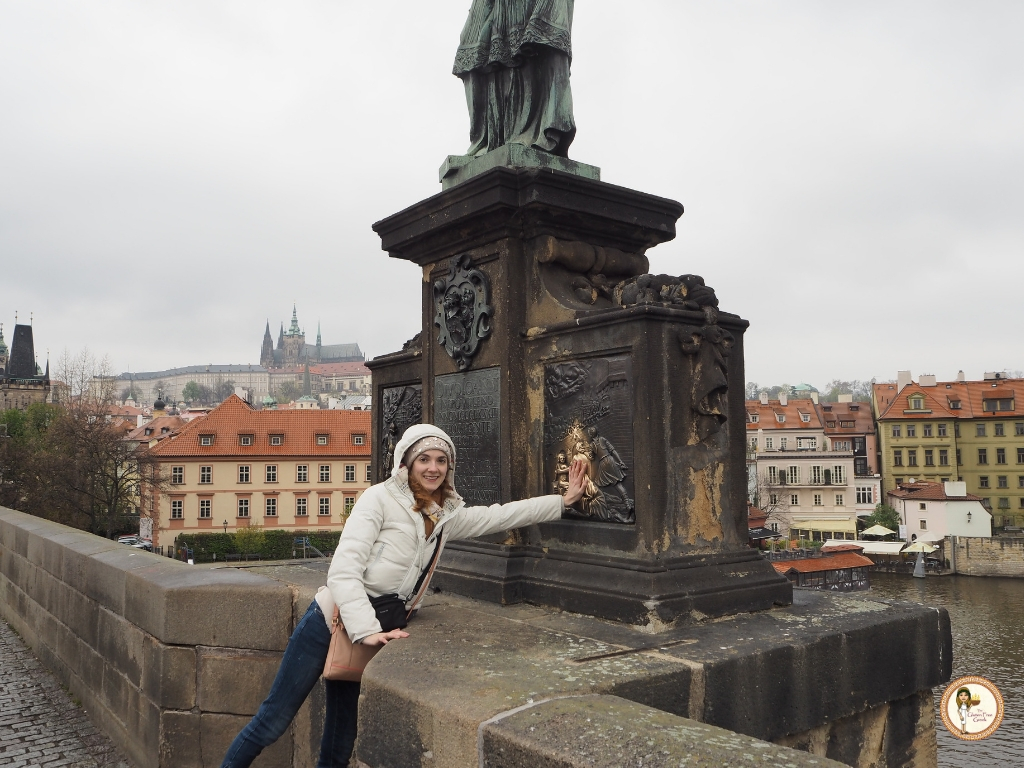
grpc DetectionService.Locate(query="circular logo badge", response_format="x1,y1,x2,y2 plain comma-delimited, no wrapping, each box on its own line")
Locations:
940,676,1004,741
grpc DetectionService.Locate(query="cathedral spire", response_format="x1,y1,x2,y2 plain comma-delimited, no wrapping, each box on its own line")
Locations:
288,303,301,335
260,320,274,369
278,322,284,349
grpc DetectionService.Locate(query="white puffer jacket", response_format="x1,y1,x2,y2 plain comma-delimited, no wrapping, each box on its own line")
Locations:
317,424,564,642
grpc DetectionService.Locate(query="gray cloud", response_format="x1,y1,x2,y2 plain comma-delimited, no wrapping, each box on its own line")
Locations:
2,1,1021,386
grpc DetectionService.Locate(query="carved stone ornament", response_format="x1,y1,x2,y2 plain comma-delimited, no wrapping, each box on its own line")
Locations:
678,306,734,443
433,254,494,370
380,385,422,480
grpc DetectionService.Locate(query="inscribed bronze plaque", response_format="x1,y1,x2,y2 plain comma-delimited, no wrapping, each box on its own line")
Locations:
544,356,635,523
379,384,422,481
433,367,501,506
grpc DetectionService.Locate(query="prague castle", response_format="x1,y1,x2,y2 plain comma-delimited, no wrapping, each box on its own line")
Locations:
260,305,363,370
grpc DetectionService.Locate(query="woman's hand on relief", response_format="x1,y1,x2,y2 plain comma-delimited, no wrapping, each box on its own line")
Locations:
360,629,410,646
562,458,588,506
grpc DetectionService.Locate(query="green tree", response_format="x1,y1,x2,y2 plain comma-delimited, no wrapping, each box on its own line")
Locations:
234,523,266,555
863,503,901,534
274,380,302,403
215,379,236,402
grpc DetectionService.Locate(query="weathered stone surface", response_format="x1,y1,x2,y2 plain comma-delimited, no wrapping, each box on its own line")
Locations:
198,646,284,715
84,544,166,614
125,562,292,650
97,605,147,686
439,145,600,190
142,635,197,711
951,535,1024,576
355,589,950,768
202,713,293,768
482,695,847,768
161,710,204,767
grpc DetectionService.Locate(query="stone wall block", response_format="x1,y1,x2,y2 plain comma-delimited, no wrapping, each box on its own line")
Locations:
61,582,101,649
97,606,147,685
197,646,283,715
61,536,123,595
160,711,204,768
124,684,162,766
102,662,133,727
142,635,197,711
1,546,27,586
125,564,292,650
85,546,164,614
55,618,84,681
79,639,107,693
37,532,78,579
30,563,61,616
201,713,293,768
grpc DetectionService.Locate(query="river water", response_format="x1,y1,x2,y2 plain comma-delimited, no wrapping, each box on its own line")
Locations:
869,573,1023,767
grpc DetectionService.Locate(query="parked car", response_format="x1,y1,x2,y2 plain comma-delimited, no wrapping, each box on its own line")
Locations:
117,535,139,546
132,539,153,552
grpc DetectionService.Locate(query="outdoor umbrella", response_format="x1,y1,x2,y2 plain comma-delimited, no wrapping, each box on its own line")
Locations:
902,541,937,553
860,525,896,537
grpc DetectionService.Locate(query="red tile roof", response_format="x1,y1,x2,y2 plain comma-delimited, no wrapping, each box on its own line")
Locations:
815,402,874,435
149,395,371,458
745,399,822,430
820,542,866,553
875,378,1024,421
312,362,371,376
887,481,983,502
772,552,874,574
126,416,186,442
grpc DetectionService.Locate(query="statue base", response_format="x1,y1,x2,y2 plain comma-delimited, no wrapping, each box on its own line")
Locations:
440,144,600,190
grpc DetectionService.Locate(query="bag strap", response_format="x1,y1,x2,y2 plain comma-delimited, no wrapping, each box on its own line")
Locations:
406,536,443,615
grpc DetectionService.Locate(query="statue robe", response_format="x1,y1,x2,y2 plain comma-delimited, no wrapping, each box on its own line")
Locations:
454,0,576,157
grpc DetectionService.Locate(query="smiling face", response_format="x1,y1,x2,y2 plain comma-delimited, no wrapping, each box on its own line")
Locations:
410,449,448,493
958,691,970,704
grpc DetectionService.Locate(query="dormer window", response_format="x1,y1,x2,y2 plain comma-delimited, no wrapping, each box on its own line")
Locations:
353,434,365,445
316,434,329,446
949,399,962,410
199,434,214,446
909,396,925,410
240,434,254,446
747,413,759,423
775,413,786,423
840,421,855,428
270,435,283,446
827,421,836,428
799,412,810,423
849,405,859,411
144,428,153,436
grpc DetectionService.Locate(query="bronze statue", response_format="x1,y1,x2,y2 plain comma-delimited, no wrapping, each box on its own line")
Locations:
454,0,576,157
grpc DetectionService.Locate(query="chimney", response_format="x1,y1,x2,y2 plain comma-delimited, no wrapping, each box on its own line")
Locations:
838,394,853,403
920,374,937,387
956,370,966,382
759,392,769,405
897,370,913,392
944,480,967,497
779,393,788,406
810,391,819,404
983,371,1005,381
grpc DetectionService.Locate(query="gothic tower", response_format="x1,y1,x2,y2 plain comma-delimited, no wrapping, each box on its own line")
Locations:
260,321,274,368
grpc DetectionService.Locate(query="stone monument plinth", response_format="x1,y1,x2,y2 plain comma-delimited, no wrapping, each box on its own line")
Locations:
369,164,792,626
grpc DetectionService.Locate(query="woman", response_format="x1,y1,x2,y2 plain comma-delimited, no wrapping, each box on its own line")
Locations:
221,423,586,767
956,687,972,734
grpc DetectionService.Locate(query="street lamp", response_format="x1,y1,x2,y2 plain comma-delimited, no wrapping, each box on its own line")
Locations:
223,520,228,534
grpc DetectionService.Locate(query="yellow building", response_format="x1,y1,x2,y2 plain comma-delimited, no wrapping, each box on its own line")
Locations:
874,373,1024,529
145,395,371,551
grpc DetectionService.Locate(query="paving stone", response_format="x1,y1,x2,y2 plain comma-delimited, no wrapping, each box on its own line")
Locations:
0,617,134,767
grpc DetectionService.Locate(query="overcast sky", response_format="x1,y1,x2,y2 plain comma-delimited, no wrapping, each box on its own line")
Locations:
2,1,1022,388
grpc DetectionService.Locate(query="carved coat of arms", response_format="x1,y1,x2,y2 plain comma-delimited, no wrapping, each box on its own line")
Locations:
433,254,493,370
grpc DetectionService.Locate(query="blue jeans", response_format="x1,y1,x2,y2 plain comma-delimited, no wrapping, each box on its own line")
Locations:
220,600,360,768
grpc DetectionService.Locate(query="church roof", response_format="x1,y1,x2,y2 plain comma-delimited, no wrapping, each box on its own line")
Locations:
115,364,268,380
318,343,363,362
6,324,44,380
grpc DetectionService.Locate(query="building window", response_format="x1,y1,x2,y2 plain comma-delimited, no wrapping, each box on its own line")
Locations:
827,421,836,428
954,422,961,437
344,496,356,513
814,494,823,506
240,435,253,446
998,476,1008,489
265,497,277,516
344,464,356,482
776,413,786,423
920,519,927,530
978,448,988,465
768,467,779,484
365,464,372,482
811,465,822,484
319,465,331,483
998,498,1010,509
839,420,854,428
780,437,788,450
922,424,932,437
938,423,947,437
982,498,991,509
983,399,1015,412
835,494,844,506
891,425,901,438
200,466,212,484
787,466,799,484
797,437,816,450
266,465,278,483
995,423,1005,437
769,493,778,505
939,449,949,466
910,396,924,410
1018,448,1024,464
893,450,903,467
979,476,990,488
296,497,308,516
956,449,962,466
1019,476,1024,488
200,435,214,446
237,498,250,518
238,465,251,483
319,497,331,516
977,424,987,437
270,435,283,446
919,502,927,510
906,425,916,438
170,500,183,520
832,465,846,484
800,412,810,423
790,494,799,506
924,449,934,466
997,448,1006,465
950,400,962,410
297,465,308,483
317,435,329,446
171,466,184,484
353,434,365,445
199,499,211,519
1016,423,1024,436
907,449,918,467
856,487,873,504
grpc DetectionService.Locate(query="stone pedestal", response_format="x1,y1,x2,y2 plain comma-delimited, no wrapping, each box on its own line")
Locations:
370,166,792,626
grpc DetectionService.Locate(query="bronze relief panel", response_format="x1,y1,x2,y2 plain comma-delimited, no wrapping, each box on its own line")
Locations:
544,355,635,524
379,384,423,481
